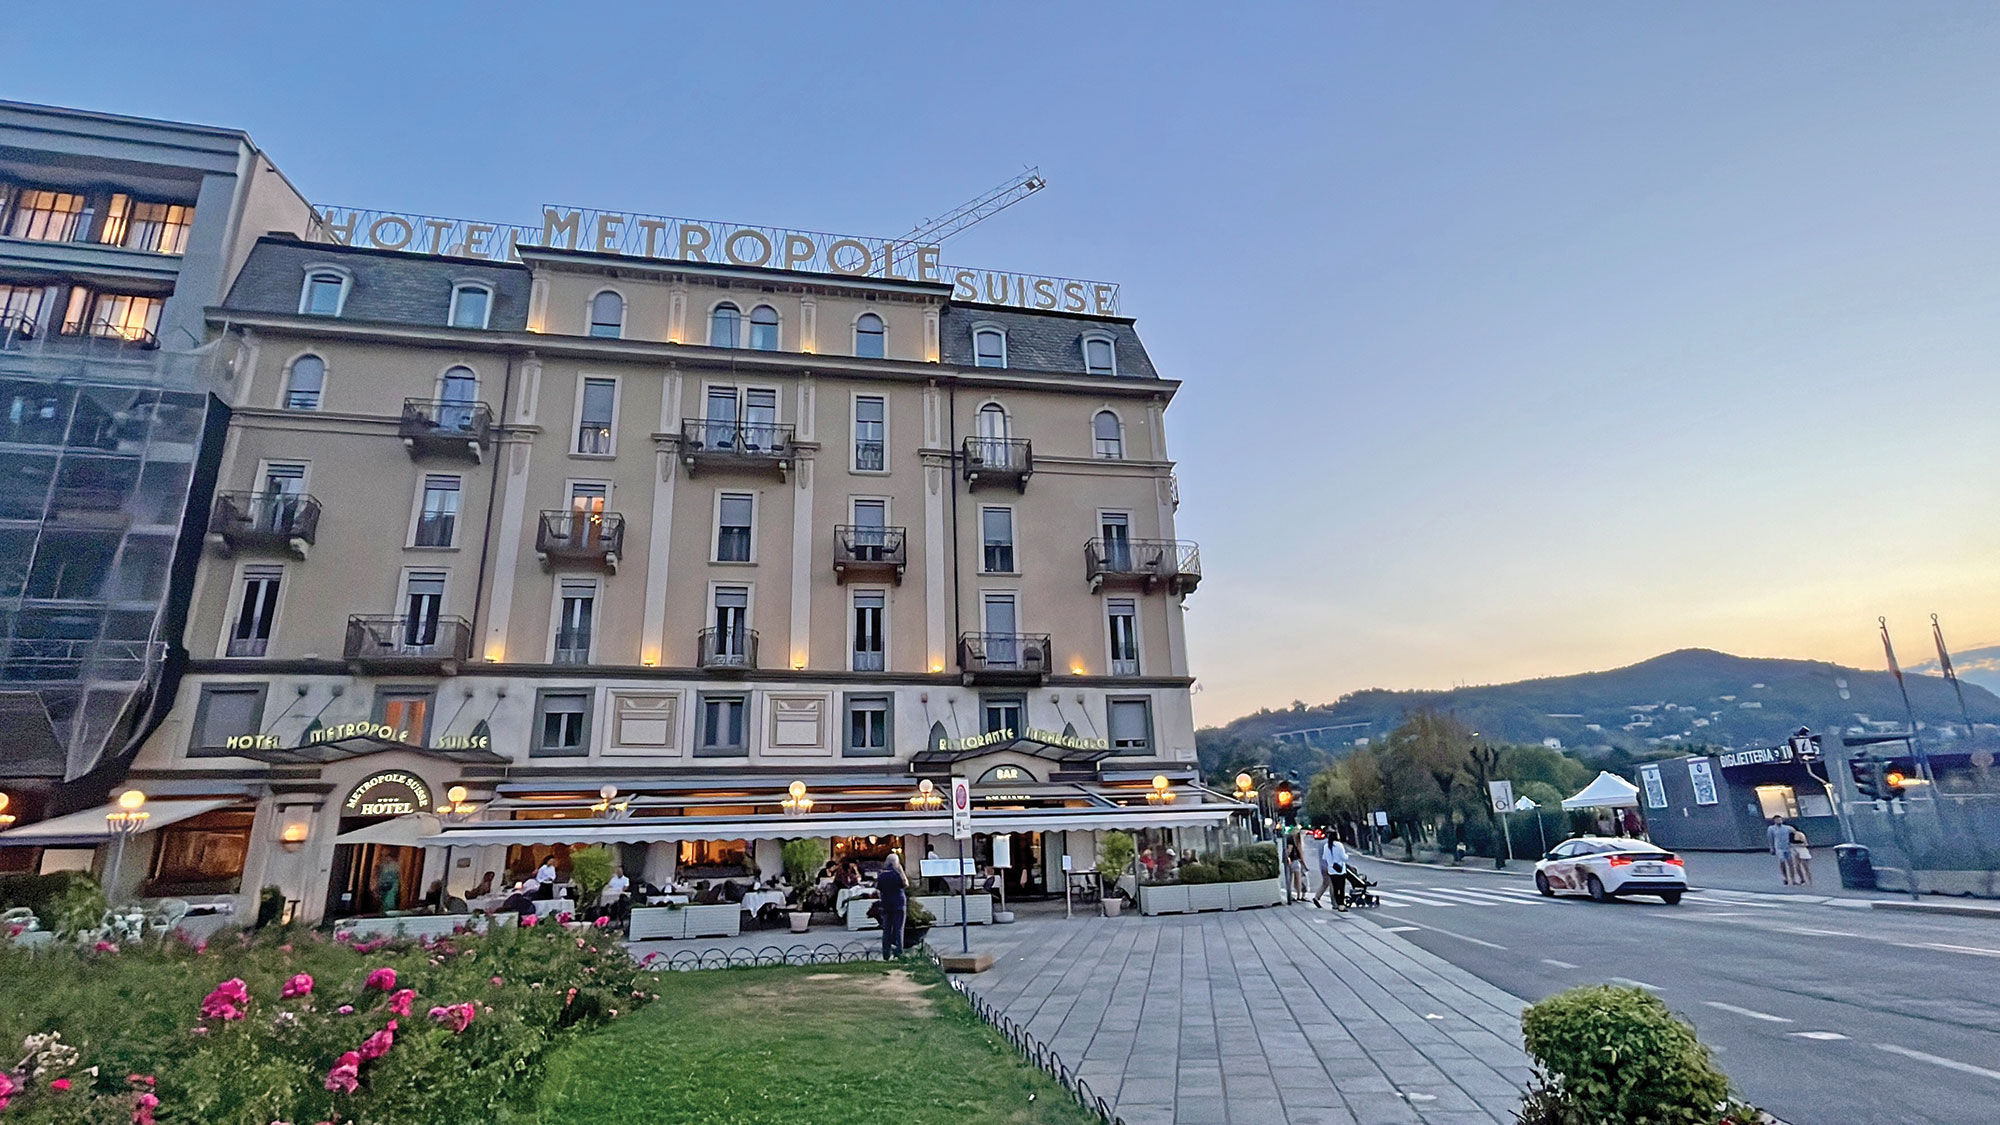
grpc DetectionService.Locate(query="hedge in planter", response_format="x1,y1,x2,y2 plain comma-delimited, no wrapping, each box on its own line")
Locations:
1519,985,1761,1125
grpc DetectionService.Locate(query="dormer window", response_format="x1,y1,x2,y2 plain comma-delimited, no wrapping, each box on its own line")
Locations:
973,326,1006,368
1082,334,1116,377
589,290,624,338
300,268,350,317
448,283,492,330
710,302,741,347
749,304,779,350
855,313,885,358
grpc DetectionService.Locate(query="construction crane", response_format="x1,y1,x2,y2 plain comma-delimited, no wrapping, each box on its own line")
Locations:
892,168,1045,268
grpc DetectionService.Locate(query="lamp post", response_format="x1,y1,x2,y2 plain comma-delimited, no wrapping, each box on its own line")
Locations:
781,780,813,816
104,789,149,904
437,785,479,901
1147,775,1175,805
908,778,942,810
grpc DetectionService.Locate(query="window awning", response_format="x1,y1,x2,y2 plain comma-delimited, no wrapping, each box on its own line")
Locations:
0,799,240,847
334,813,443,847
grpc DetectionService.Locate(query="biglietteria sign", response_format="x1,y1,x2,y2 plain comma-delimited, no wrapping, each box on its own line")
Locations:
314,204,1122,315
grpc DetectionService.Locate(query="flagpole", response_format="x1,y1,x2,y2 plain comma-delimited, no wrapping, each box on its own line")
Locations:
1931,614,1976,741
1880,617,1935,786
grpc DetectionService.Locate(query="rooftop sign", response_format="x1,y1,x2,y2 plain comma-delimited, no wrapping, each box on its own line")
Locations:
313,204,1121,315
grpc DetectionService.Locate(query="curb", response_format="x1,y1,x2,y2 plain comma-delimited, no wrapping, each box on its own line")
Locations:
1868,899,2000,919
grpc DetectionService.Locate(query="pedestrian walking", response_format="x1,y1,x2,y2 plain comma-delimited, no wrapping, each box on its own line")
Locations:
875,852,909,960
374,854,401,912
1766,816,1795,885
1312,835,1350,910
1788,826,1813,886
1285,834,1308,902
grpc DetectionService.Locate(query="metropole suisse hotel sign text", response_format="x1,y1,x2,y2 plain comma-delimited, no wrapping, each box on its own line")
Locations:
314,204,1123,315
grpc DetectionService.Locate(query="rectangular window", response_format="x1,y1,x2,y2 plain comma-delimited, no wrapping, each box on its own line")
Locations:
982,695,1024,737
715,493,753,562
7,189,87,242
1754,785,1800,820
374,689,435,743
1109,698,1154,756
710,586,750,663
0,283,46,340
303,274,344,316
980,507,1014,573
1100,512,1131,570
449,286,491,329
1107,598,1139,676
577,378,616,454
1084,336,1116,377
191,684,268,752
555,579,595,664
852,590,885,672
850,499,888,560
534,690,592,756
257,464,306,535
845,694,892,756
402,571,445,648
981,593,1019,667
65,291,163,344
697,693,748,755
229,565,281,657
103,196,194,255
413,475,460,547
853,395,885,471
146,810,250,892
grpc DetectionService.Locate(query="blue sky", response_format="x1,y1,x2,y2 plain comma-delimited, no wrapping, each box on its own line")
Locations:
11,3,2000,724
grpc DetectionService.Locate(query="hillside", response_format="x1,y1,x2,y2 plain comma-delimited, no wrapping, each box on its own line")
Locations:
1198,648,2000,774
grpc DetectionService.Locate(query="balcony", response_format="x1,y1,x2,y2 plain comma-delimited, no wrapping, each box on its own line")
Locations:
678,418,796,479
552,630,592,665
957,632,1053,685
1085,539,1202,596
697,626,759,673
832,524,907,585
59,321,158,349
400,398,493,463
210,492,320,558
536,510,625,573
344,615,473,674
962,437,1032,492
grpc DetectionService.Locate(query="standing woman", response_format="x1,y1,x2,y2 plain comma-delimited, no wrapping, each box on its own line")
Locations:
1789,824,1813,886
1285,834,1308,902
875,853,909,960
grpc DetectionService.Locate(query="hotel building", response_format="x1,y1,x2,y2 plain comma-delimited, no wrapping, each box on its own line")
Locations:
2,190,1232,921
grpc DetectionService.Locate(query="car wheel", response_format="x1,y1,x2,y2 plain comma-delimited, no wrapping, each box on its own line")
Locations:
1660,890,1682,905
1585,874,1611,903
1535,873,1555,897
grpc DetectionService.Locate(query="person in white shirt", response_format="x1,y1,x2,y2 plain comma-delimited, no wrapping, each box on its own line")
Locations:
601,870,630,906
535,857,559,899
1313,836,1351,911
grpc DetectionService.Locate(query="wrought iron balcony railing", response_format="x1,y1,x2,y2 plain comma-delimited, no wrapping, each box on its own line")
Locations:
536,510,625,572
832,524,907,584
211,492,320,556
1085,538,1202,595
344,614,473,669
962,436,1032,492
957,632,1053,682
400,398,493,462
697,626,759,671
678,418,796,478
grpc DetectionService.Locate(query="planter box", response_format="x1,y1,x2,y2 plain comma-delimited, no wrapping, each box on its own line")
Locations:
1139,877,1285,916
914,893,992,926
1138,884,1190,916
1228,877,1286,910
334,914,479,942
629,904,742,941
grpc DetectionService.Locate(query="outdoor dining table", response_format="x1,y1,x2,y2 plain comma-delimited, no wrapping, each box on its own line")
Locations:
740,890,787,915
645,893,690,905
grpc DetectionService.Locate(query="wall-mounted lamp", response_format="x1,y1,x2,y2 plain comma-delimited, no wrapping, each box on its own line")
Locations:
439,785,479,822
0,792,15,830
279,820,310,851
908,778,943,810
782,780,814,816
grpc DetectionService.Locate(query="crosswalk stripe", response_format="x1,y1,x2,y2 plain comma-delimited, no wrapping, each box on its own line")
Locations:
1424,886,1546,906
1377,891,1458,906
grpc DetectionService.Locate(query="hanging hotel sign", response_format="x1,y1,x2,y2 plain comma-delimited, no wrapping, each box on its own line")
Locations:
312,204,1122,315
344,771,433,817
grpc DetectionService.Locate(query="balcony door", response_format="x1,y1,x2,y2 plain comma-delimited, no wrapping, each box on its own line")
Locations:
230,565,281,657
852,499,887,561
1100,512,1132,571
974,403,1012,468
437,368,477,432
567,483,607,549
982,593,1018,668
260,462,306,534
555,580,595,664
713,587,749,660
402,572,445,649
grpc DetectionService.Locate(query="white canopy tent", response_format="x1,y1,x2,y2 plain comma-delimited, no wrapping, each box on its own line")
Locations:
1560,771,1641,810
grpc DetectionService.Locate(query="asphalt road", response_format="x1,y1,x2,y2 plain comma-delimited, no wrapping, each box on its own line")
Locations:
1344,855,2000,1125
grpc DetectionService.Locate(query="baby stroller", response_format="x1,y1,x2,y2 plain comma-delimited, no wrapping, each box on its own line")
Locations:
1343,867,1381,909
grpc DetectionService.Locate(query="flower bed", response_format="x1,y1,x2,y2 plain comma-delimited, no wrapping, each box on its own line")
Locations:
0,915,654,1124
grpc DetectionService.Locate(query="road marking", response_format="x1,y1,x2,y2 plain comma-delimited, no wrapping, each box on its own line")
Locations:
1378,891,1457,907
1790,1031,1849,1041
1374,914,1508,950
1381,925,1420,933
1875,1043,2000,1082
1702,1001,1792,1024
1774,926,1857,937
1608,977,1661,991
1901,942,2000,959
1541,958,1579,969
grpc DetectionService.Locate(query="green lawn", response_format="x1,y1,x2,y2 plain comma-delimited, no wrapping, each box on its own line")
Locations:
535,960,1099,1124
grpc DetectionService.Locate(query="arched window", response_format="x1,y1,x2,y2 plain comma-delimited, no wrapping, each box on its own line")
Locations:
1082,334,1116,377
1093,410,1123,459
749,304,779,350
973,327,1006,368
448,283,492,329
855,313,885,358
300,269,349,317
709,302,741,347
283,354,325,410
588,290,624,338
974,402,1014,466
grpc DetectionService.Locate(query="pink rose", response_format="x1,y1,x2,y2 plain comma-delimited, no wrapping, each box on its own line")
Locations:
95,940,119,952
133,1090,160,1125
323,1051,360,1094
0,1072,15,1110
281,973,314,999
200,978,250,1021
364,967,396,991
520,914,537,927
358,1020,397,1061
428,1002,475,1033
593,915,610,929
489,976,504,987
557,911,573,924
387,988,415,1017
336,1005,354,1015
50,1078,71,1092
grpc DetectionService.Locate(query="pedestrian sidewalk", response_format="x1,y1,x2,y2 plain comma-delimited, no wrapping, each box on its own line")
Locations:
957,907,1532,1125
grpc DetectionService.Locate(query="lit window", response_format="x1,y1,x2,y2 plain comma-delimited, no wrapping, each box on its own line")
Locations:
855,313,885,358
301,271,347,317
709,303,741,348
63,291,163,345
102,196,193,255
449,284,492,330
1093,410,1123,459
283,356,325,410
749,305,779,350
589,290,624,338
973,327,1006,367
6,189,86,242
1083,335,1116,377
0,283,45,341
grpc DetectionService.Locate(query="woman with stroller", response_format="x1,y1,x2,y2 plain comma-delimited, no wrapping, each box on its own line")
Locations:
1313,834,1350,910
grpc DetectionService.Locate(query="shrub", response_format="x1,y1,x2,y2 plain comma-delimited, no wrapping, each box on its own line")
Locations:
1216,859,1257,883
1177,862,1221,884
1520,985,1756,1125
1095,831,1136,881
568,845,615,906
1224,843,1282,881
781,838,826,891
0,871,107,936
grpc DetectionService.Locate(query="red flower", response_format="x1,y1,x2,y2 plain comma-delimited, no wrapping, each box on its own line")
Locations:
200,978,250,1021
323,1051,361,1094
593,915,610,929
358,1019,398,1061
387,988,415,1017
520,914,537,927
281,972,314,999
50,1078,71,1092
364,967,397,992
132,1090,160,1125
428,1002,476,1033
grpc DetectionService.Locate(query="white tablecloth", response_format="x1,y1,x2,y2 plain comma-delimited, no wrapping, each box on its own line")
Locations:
531,897,576,917
741,891,787,914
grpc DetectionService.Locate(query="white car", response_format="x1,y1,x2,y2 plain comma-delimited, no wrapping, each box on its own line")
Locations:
1535,836,1686,904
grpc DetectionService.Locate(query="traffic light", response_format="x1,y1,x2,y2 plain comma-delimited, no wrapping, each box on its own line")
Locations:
1882,769,1908,799
1850,755,1887,800
1273,782,1298,824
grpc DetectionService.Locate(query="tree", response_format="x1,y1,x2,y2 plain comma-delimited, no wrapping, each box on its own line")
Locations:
1467,743,1507,867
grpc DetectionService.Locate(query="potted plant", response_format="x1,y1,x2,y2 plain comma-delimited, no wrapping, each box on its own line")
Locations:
1097,831,1135,917
903,899,936,948
781,838,826,933
567,845,615,922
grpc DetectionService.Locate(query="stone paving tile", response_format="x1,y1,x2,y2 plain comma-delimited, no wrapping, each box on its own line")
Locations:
959,906,1531,1124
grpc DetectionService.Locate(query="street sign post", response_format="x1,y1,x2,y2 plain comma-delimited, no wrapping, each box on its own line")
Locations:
1488,781,1516,865
950,776,971,952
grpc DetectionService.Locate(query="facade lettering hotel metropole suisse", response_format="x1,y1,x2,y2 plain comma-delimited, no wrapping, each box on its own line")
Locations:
0,113,1232,924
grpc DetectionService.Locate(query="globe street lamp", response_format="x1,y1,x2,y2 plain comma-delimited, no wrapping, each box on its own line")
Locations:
909,778,943,810
781,780,814,816
104,789,149,904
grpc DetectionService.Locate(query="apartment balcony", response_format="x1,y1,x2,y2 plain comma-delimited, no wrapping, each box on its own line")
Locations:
678,419,795,479
552,630,592,665
1085,538,1202,596
210,492,320,558
59,320,158,349
962,437,1032,492
400,398,493,463
697,626,758,673
957,632,1053,685
832,524,907,585
536,510,625,573
344,614,473,674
